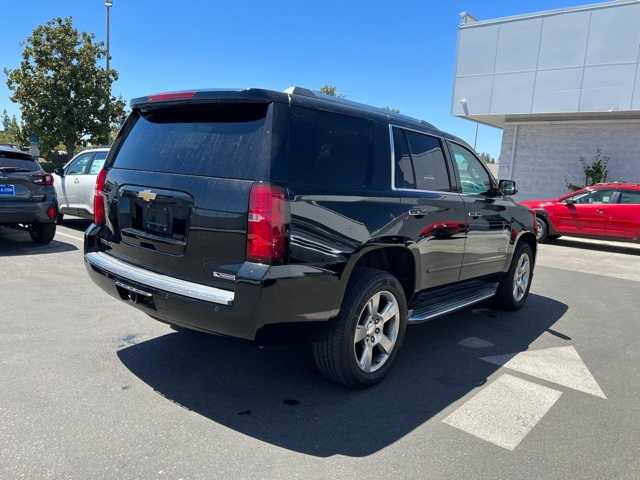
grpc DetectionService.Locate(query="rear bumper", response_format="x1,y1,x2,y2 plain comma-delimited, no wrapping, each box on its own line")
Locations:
0,200,56,225
84,237,343,341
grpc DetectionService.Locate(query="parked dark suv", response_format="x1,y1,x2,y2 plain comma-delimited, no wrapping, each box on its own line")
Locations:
0,146,57,244
85,87,537,387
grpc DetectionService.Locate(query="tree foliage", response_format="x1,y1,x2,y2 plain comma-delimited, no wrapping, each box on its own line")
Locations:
581,149,609,185
319,85,338,96
479,152,495,164
319,85,346,98
0,110,25,145
5,17,125,158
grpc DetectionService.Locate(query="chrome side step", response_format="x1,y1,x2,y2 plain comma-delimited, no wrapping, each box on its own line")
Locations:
408,281,498,323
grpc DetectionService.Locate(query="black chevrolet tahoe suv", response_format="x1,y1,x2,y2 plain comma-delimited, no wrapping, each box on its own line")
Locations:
84,87,536,388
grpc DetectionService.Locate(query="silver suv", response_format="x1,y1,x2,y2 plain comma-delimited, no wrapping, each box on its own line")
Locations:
53,148,109,222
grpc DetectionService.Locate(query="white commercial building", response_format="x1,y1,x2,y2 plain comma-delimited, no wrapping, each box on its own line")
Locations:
452,0,640,199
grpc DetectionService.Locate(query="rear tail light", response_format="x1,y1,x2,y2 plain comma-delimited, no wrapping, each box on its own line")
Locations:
33,174,54,186
94,168,108,225
47,205,57,219
246,183,289,264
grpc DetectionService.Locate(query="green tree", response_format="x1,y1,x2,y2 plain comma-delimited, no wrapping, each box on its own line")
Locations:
319,85,338,96
479,152,495,164
581,149,609,185
0,110,24,145
319,85,346,98
5,17,125,159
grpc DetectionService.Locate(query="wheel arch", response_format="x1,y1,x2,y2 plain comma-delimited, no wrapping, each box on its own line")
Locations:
517,231,537,261
533,209,557,236
340,244,418,304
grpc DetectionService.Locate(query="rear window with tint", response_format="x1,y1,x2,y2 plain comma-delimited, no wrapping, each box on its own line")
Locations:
112,104,272,180
0,150,40,172
285,107,372,188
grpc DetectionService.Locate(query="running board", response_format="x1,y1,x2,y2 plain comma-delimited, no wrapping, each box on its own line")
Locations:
408,281,498,323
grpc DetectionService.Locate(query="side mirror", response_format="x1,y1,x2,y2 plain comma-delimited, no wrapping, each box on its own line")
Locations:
499,179,517,196
54,167,64,177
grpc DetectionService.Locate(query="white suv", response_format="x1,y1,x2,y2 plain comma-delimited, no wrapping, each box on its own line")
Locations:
53,148,109,222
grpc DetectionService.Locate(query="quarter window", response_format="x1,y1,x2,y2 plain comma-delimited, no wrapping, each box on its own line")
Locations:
88,151,108,175
619,190,640,204
392,128,451,192
448,142,492,195
287,107,372,187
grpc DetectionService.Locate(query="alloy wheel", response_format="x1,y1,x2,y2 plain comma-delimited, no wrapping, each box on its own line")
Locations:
512,253,531,302
535,218,546,241
354,291,400,373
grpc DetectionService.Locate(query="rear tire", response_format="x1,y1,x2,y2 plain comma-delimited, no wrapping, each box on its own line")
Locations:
312,268,408,388
29,222,56,244
493,243,534,311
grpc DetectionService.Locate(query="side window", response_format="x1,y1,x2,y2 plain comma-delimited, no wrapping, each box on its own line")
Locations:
392,128,451,192
572,190,616,204
448,142,492,195
619,190,640,204
66,153,93,175
392,128,415,188
88,151,108,175
287,107,372,188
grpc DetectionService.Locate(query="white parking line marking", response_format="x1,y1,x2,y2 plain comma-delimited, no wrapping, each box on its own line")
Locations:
55,231,83,243
481,346,606,399
443,373,562,450
457,337,494,349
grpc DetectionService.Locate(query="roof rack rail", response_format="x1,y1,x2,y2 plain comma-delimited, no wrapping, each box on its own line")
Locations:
282,85,437,130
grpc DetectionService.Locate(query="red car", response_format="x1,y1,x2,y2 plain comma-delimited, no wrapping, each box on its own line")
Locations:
520,183,640,243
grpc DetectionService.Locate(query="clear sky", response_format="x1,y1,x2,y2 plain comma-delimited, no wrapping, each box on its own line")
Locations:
0,0,600,159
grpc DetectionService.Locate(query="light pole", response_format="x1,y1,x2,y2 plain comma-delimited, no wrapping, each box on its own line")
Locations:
105,1,112,72
459,98,479,150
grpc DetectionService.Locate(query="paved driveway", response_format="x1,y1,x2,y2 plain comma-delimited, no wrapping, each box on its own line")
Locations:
1,223,639,479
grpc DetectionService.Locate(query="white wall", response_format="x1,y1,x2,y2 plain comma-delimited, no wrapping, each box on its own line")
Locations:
498,121,640,199
453,1,640,119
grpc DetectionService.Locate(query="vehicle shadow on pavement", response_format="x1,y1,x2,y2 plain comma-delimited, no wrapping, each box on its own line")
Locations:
0,228,78,257
117,293,567,457
551,238,640,256
59,218,92,233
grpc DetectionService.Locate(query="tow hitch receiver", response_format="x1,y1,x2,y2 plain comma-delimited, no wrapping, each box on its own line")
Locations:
115,281,155,308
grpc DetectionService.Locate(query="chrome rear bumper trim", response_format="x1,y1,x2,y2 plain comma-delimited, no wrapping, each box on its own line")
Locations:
85,251,235,306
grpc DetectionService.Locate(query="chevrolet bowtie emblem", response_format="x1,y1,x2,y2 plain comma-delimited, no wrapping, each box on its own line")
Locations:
137,189,157,202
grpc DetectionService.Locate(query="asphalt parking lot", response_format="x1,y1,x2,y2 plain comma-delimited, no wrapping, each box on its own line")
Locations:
1,220,640,479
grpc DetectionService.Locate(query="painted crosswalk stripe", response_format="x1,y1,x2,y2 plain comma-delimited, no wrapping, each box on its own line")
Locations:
443,373,562,450
481,346,606,399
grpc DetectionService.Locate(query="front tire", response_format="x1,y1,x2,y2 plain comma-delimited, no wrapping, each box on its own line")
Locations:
535,217,548,242
493,243,534,311
29,222,56,244
312,268,408,388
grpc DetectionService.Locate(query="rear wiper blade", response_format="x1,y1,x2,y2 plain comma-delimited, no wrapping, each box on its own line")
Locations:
0,167,31,173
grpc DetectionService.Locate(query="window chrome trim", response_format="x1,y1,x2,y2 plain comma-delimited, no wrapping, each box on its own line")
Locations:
388,124,461,197
85,252,235,306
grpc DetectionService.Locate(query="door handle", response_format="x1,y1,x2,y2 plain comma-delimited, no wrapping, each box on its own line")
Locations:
408,208,428,217
468,211,483,218
73,178,80,184
596,208,604,215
